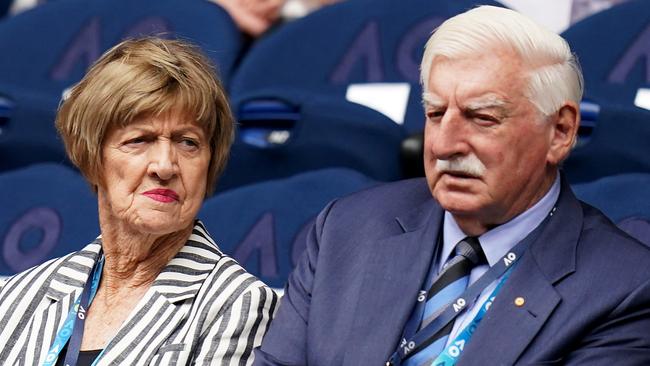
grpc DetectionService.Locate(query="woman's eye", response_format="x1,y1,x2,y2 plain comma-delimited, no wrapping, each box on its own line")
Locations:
124,137,147,146
179,138,199,150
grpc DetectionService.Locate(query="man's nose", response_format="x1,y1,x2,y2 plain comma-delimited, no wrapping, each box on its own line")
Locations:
147,140,178,181
429,110,469,160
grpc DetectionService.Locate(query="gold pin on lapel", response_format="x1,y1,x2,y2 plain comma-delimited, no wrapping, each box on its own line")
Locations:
514,297,525,307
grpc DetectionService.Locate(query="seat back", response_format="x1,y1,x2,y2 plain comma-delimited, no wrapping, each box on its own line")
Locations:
564,104,650,183
0,163,98,275
0,84,68,172
573,173,650,246
229,0,502,132
200,168,378,288
0,0,242,101
562,0,650,109
218,89,404,191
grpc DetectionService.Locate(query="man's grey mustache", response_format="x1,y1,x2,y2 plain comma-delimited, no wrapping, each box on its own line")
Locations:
435,155,486,177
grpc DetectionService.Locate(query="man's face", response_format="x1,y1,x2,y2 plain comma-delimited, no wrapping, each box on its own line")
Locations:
423,50,557,233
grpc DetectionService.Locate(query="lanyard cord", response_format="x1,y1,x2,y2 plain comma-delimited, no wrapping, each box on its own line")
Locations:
43,251,104,366
387,207,554,366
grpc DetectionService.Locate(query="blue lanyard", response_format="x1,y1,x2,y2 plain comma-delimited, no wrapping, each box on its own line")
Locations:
431,266,515,366
386,209,554,366
43,252,104,366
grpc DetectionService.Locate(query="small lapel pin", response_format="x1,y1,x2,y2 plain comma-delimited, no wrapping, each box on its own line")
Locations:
514,297,525,307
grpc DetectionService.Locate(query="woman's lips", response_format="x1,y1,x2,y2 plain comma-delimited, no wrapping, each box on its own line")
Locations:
142,188,180,203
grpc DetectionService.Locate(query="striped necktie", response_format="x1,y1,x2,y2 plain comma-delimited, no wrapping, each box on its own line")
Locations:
404,236,486,366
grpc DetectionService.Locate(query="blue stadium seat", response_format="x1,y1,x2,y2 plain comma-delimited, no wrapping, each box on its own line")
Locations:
0,0,11,18
229,0,502,133
562,0,650,109
573,173,650,246
0,0,242,103
0,163,98,276
217,88,405,191
0,83,69,172
200,168,379,288
563,103,650,183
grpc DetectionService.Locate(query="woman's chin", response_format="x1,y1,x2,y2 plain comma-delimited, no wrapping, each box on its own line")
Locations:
127,216,192,237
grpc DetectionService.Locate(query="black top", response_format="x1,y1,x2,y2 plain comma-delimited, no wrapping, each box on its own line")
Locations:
55,344,102,366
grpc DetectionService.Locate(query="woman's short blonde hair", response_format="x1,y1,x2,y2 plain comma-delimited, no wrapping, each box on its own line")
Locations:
56,37,234,195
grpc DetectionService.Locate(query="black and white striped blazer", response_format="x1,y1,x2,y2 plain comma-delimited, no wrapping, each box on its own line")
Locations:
0,221,278,365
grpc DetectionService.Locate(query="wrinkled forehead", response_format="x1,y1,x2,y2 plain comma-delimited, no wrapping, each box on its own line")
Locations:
102,107,209,146
423,48,528,88
423,52,529,103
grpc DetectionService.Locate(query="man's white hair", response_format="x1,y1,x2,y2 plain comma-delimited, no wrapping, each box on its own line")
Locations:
420,5,584,116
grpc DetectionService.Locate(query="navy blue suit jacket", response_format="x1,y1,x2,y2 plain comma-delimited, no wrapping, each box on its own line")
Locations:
254,177,650,365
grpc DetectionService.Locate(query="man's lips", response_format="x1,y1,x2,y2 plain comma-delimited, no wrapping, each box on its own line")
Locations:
142,188,180,203
440,170,481,179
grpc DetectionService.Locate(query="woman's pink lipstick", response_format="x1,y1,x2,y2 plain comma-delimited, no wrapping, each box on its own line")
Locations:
143,188,179,203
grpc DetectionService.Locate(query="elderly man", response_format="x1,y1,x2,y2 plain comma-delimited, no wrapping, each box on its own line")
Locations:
254,5,650,366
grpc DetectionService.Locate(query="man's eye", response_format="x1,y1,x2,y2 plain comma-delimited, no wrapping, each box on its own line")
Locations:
476,114,497,122
470,112,500,126
426,110,444,120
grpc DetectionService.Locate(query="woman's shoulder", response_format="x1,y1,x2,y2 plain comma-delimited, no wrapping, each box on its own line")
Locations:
188,221,278,307
0,241,101,300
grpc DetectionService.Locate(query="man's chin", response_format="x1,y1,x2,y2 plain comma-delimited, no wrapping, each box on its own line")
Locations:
433,190,484,214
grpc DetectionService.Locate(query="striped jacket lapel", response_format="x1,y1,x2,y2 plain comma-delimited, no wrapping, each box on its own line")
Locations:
0,221,276,365
0,241,101,365
96,221,224,365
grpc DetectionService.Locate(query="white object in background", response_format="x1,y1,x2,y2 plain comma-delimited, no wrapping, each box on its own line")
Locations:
346,83,411,125
634,88,650,111
9,0,38,15
498,0,573,33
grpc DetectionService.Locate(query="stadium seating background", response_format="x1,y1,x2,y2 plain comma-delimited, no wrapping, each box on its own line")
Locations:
0,0,648,288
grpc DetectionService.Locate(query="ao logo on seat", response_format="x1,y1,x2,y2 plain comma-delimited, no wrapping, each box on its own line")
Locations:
2,207,61,272
50,16,170,81
329,17,444,84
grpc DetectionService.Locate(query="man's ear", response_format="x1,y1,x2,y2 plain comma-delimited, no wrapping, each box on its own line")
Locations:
547,101,580,165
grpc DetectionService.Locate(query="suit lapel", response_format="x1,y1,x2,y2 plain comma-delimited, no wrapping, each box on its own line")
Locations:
458,176,583,365
344,200,444,366
458,253,561,365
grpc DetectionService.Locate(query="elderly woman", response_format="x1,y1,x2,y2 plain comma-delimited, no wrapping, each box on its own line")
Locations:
0,37,277,365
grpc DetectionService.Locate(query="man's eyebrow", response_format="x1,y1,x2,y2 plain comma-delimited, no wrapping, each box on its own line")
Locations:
422,92,445,108
464,96,508,111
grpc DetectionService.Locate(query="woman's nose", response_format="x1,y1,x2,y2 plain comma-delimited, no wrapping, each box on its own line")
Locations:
147,140,179,181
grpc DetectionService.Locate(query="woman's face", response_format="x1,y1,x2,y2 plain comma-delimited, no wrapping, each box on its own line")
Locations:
99,111,211,236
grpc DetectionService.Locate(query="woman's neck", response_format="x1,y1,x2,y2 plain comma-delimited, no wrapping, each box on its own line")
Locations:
98,223,192,292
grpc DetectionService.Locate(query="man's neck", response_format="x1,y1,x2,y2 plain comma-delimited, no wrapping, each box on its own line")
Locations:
442,173,561,267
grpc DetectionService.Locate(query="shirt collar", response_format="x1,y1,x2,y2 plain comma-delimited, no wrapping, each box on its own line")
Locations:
441,174,561,269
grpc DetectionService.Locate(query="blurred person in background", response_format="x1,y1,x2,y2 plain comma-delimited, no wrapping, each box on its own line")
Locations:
210,0,285,37
0,37,277,365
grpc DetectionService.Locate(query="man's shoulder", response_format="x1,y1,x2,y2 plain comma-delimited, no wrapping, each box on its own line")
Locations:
578,201,650,262
333,177,432,214
309,178,436,242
